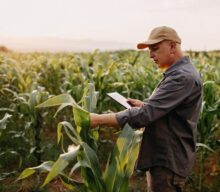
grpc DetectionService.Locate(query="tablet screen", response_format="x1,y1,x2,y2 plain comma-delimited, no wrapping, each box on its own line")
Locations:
107,92,132,109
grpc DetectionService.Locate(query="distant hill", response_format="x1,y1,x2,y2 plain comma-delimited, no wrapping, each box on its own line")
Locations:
0,45,11,52
0,36,134,52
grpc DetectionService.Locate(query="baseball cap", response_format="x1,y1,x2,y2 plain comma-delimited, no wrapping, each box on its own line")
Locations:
137,26,181,49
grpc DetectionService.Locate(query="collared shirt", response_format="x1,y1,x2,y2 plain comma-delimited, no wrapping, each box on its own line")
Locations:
116,56,202,177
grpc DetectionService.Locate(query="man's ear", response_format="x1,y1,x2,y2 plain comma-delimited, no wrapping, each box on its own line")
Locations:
169,41,177,54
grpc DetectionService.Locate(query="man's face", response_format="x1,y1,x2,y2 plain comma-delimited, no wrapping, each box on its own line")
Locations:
148,40,174,69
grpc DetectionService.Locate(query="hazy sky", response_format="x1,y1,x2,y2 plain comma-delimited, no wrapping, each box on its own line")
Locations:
0,0,219,50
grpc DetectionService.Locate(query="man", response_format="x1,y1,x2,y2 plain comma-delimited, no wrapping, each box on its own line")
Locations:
90,26,202,192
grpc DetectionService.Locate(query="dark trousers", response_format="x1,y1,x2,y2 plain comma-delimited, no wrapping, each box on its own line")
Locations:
146,167,186,192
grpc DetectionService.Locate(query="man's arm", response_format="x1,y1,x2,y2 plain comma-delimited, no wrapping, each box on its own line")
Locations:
90,113,121,128
116,75,195,128
90,97,144,128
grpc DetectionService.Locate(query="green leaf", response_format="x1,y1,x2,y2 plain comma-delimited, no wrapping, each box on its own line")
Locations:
57,121,82,146
59,174,85,192
125,130,143,177
73,106,90,129
80,143,103,177
36,94,75,108
69,161,82,176
72,106,98,150
28,90,39,109
16,168,36,181
104,124,142,192
78,143,105,191
42,145,80,187
203,80,215,86
196,143,215,153
16,161,54,181
54,103,72,117
0,113,12,130
84,83,99,113
0,108,14,113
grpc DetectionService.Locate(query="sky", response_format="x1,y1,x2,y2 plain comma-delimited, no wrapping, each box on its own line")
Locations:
0,0,219,51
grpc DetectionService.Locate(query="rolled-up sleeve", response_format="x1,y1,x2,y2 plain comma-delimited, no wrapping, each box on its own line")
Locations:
116,74,194,128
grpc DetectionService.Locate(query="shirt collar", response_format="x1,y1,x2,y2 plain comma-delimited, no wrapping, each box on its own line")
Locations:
163,56,190,77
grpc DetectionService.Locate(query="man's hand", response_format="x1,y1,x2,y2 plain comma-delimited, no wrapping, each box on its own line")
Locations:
127,98,144,107
90,113,120,128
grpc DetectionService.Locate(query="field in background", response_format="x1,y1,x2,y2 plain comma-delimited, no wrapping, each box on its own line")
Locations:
0,50,219,192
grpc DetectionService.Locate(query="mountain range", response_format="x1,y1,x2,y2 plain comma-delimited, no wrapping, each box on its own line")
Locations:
0,36,134,52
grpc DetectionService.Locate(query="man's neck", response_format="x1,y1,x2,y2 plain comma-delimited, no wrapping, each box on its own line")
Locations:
172,52,184,65
163,52,184,71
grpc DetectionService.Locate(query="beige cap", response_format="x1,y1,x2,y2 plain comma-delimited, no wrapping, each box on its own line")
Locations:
137,26,181,49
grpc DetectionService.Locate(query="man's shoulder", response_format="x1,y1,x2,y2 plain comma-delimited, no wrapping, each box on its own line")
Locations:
170,62,200,81
165,66,202,93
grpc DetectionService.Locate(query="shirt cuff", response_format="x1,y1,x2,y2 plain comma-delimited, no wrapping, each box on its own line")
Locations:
115,110,130,127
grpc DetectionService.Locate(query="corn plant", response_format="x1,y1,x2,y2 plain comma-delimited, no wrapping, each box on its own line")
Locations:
17,85,143,191
189,52,220,191
1,50,219,191
0,81,51,185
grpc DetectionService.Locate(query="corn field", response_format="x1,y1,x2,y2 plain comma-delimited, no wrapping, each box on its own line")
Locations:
0,50,219,192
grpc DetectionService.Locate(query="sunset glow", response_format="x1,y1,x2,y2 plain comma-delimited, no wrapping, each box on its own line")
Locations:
0,0,219,51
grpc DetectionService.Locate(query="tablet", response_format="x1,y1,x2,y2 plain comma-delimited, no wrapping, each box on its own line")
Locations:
107,92,132,109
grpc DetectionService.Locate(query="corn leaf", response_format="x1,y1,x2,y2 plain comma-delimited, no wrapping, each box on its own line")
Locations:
36,93,76,108
73,106,90,130
72,106,97,150
59,174,86,192
84,83,99,113
16,161,54,181
57,121,82,145
78,142,105,191
42,145,80,187
0,113,12,130
104,124,142,192
196,143,215,153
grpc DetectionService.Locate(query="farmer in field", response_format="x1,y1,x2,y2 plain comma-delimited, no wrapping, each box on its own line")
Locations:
90,26,202,192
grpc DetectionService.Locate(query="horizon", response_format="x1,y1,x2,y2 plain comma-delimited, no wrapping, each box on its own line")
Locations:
0,35,220,52
0,0,219,51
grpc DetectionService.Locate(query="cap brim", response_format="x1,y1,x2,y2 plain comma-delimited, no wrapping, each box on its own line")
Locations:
137,39,164,49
